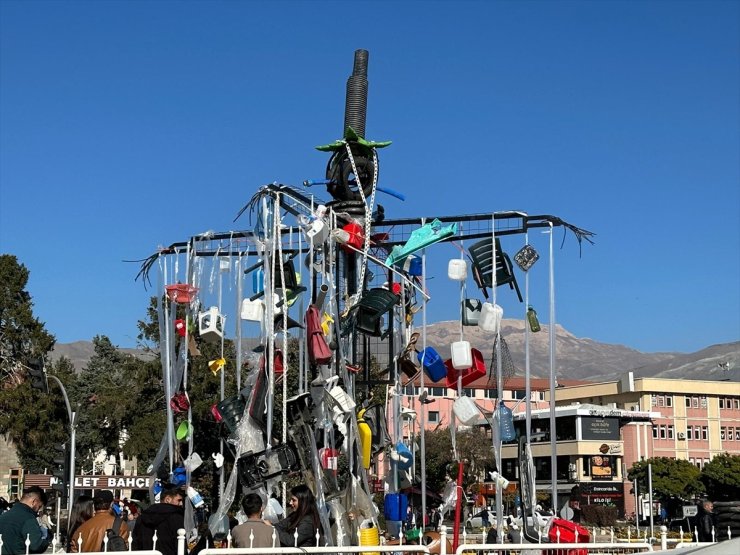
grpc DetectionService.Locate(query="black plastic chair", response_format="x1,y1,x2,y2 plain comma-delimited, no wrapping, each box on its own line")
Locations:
468,238,523,302
355,288,400,336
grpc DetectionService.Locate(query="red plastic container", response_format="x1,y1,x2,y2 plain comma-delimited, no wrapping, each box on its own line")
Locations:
546,519,590,555
165,284,199,304
445,348,486,387
341,222,364,252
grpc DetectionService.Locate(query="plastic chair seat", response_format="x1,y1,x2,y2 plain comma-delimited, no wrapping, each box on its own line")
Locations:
356,288,400,336
468,238,523,302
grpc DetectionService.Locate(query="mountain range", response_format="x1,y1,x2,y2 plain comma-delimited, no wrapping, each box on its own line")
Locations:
50,319,739,383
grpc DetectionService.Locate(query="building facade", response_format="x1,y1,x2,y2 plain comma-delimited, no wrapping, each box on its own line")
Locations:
552,373,740,517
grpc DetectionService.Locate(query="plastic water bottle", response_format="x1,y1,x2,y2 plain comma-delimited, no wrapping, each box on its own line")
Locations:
187,486,204,508
499,401,516,442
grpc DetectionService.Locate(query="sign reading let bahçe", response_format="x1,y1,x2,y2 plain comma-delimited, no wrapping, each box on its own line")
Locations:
74,475,152,489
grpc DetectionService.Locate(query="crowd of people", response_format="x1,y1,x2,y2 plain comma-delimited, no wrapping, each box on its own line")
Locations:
0,483,324,554
0,484,727,554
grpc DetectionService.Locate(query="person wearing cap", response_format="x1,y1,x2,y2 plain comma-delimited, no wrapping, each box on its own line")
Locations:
0,486,49,555
70,490,129,552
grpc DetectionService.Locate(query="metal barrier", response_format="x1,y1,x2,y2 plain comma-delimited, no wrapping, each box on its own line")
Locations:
0,534,163,555
198,548,433,555
455,543,653,554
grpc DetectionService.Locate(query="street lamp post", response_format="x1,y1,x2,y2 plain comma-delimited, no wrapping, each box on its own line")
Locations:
46,374,77,512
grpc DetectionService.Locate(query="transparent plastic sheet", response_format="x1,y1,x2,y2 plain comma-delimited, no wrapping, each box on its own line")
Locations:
439,480,457,518
149,292,187,500
349,475,376,528
233,369,264,454
208,369,264,537
328,496,352,546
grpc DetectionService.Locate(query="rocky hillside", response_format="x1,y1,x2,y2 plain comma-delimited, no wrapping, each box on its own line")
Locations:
425,319,739,382
51,321,739,383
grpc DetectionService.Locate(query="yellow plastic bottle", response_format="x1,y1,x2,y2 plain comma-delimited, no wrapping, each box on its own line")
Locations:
357,408,373,470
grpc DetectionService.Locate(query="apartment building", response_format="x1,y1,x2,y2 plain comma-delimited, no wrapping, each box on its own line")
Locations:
552,373,740,516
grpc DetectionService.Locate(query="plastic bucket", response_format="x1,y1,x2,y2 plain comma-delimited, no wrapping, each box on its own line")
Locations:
418,347,447,382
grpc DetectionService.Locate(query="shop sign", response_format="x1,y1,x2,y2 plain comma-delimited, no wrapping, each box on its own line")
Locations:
582,417,620,440
74,475,152,490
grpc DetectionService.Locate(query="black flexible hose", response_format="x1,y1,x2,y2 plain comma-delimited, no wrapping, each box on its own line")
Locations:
344,49,369,137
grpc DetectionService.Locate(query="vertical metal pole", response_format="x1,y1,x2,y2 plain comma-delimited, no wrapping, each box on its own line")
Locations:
46,375,75,512
548,225,558,513
648,463,654,539
420,225,428,527
55,493,61,545
69,412,76,511
634,479,639,524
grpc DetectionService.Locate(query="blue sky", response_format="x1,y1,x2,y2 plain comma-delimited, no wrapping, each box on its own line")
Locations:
1,0,738,354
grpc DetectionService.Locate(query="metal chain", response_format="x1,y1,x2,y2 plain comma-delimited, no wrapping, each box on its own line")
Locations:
344,142,378,294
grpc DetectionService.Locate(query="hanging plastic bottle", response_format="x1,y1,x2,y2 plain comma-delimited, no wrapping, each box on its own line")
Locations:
498,401,516,442
527,306,541,333
187,486,205,508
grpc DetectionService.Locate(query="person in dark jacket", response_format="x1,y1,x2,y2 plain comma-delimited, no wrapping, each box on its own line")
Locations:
132,485,184,555
0,487,49,555
274,485,321,547
697,500,716,542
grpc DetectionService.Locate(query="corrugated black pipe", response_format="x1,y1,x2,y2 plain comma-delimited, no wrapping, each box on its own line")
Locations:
344,49,369,138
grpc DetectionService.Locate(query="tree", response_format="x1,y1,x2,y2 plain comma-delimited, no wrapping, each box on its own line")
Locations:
71,336,149,468
700,453,740,501
423,427,495,494
0,255,65,470
628,457,703,502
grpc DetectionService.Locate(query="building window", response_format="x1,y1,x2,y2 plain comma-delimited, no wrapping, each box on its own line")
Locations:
736,427,740,441
702,426,708,440
695,427,702,440
686,397,692,408
692,397,699,408
652,426,659,439
462,388,476,398
668,425,674,439
659,425,667,439
657,396,664,407
538,391,546,401
700,396,707,408
485,389,498,398
513,390,526,400
735,398,740,409
666,396,673,407
720,398,725,409
428,411,440,423
720,427,726,441
652,394,657,407
429,387,445,397
686,425,693,440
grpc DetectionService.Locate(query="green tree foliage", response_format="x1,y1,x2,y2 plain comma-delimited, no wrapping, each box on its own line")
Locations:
700,453,740,501
628,457,703,501
71,336,150,467
0,255,55,370
422,427,494,494
0,255,67,471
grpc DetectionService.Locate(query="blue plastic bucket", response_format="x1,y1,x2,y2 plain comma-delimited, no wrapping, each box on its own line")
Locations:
418,347,447,382
384,492,408,522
